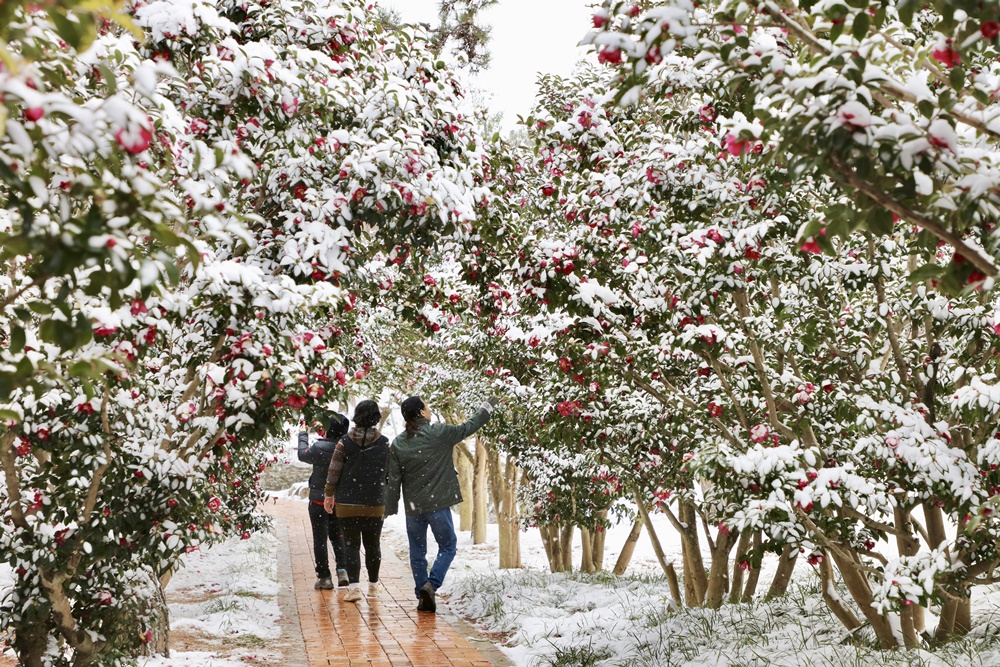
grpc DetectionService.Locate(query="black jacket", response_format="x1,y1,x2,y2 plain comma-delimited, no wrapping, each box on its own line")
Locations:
297,432,337,503
335,434,390,506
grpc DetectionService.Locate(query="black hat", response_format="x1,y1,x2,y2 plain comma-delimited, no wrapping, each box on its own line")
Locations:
326,413,349,439
353,400,381,428
401,396,425,422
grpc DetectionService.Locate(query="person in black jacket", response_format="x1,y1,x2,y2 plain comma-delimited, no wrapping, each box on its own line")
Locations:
323,400,389,603
297,414,350,590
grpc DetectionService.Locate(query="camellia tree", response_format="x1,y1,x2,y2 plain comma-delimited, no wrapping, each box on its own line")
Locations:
460,16,1000,649
0,0,489,664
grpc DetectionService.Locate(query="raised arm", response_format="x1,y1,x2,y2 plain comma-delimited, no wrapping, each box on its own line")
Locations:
296,430,318,464
433,404,493,447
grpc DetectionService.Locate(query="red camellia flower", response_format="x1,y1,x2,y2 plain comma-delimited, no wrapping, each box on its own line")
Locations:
98,590,113,605
335,369,348,385
983,21,1000,38
207,496,222,512
541,185,557,197
722,133,750,156
131,299,148,316
352,188,367,202
707,401,723,418
293,183,307,200
744,246,761,260
24,107,44,122
931,46,961,68
597,47,623,66
807,553,824,566
115,124,153,154
800,237,822,254
306,384,324,398
241,531,252,540
286,395,307,409
94,325,117,337
698,105,716,124
77,402,95,415
557,357,573,372
592,13,607,28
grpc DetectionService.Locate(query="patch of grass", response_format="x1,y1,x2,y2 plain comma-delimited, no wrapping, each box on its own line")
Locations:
542,641,613,667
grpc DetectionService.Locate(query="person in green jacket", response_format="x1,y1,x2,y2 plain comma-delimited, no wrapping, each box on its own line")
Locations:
386,395,495,613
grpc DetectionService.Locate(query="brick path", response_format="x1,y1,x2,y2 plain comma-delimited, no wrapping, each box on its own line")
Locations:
267,499,506,667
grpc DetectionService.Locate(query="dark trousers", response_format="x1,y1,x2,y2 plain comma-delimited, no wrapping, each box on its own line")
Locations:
340,516,384,584
308,501,346,579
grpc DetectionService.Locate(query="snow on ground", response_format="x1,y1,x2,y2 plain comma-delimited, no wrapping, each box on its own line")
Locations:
140,529,282,667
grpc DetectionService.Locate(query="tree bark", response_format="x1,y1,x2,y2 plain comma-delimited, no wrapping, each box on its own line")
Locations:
592,509,608,571
613,520,643,575
498,459,522,569
471,436,488,545
819,554,863,634
455,443,474,532
765,546,798,600
828,550,906,648
580,526,595,573
559,523,574,571
703,532,735,609
631,486,672,577
678,500,707,607
729,530,753,605
741,532,762,603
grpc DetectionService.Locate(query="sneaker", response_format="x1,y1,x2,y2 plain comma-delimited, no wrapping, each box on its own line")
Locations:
367,582,384,598
336,569,349,587
314,577,334,590
417,582,436,613
344,586,363,603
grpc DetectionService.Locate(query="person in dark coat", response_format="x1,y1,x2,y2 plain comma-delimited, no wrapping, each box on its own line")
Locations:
323,400,390,603
386,395,494,613
297,414,350,590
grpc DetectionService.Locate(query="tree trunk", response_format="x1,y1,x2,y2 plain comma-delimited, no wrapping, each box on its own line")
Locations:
538,524,562,572
893,506,924,636
455,443,474,532
729,530,753,605
631,487,672,577
678,500,707,607
558,523,574,571
13,608,50,667
765,545,797,600
591,511,608,572
580,526,595,573
471,436,488,545
498,459,522,569
828,550,906,649
613,520,643,575
819,553,863,634
665,562,682,607
703,532,735,609
741,532,762,603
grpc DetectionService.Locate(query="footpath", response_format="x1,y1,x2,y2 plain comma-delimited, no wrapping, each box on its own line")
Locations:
268,499,509,667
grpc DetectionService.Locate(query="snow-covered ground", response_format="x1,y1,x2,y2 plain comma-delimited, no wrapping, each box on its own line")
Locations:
140,530,281,667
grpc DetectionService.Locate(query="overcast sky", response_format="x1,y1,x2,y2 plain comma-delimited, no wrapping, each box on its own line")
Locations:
381,0,595,131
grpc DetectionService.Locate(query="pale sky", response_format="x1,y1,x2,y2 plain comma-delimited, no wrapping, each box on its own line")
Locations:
381,0,595,131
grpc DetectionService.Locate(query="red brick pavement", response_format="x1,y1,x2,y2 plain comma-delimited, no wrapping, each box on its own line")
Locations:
268,499,504,667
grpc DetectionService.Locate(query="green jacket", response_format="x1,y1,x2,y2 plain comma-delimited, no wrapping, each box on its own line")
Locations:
386,408,491,516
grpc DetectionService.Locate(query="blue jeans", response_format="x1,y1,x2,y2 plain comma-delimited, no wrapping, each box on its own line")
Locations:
405,508,457,597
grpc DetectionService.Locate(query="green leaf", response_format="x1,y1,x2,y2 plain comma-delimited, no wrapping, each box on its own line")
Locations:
9,326,24,354
908,262,944,284
949,66,965,92
852,12,870,41
868,207,894,236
